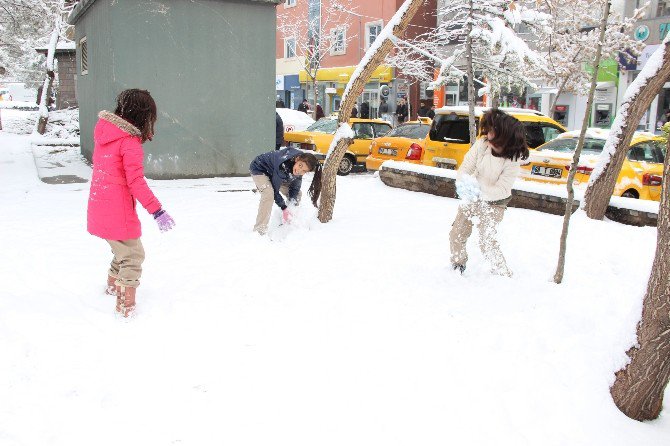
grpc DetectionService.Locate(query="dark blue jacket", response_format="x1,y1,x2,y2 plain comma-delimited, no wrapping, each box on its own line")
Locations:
276,112,284,148
250,148,303,210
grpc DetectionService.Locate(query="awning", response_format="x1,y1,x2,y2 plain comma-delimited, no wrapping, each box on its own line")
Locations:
596,81,615,89
299,65,394,83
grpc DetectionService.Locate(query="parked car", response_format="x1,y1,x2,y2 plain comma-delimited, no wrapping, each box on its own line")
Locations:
366,118,432,170
520,128,665,201
284,117,392,175
276,107,315,133
421,106,566,169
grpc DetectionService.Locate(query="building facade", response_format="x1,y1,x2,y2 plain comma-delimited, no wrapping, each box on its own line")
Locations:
276,0,436,121
69,0,281,179
618,0,670,132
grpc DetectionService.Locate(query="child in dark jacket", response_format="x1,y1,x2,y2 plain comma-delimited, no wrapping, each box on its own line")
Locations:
249,148,322,235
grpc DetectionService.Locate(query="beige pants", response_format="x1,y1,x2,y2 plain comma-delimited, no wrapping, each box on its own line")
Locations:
106,238,145,288
449,200,511,276
251,174,302,234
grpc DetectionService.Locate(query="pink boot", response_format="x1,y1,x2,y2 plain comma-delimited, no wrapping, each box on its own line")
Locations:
105,275,116,295
115,285,137,317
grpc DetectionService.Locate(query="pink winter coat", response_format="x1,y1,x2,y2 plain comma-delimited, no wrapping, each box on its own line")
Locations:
87,111,161,240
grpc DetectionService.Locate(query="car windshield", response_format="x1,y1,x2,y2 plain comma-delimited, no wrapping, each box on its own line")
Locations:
305,118,338,134
387,123,430,139
538,138,604,155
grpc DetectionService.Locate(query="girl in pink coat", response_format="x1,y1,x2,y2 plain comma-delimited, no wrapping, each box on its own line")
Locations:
87,89,175,317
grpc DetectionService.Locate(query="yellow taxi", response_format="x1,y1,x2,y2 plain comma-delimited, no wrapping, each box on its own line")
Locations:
284,117,392,175
421,106,566,169
366,118,432,170
520,128,666,201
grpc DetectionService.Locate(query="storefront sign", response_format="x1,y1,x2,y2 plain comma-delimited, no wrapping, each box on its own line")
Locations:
637,45,660,70
634,25,650,42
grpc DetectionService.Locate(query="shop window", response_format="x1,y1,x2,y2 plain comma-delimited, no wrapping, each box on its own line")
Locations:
365,21,383,49
285,38,296,58
80,36,88,75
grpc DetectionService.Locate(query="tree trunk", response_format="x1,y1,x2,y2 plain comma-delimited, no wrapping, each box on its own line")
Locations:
36,15,61,135
318,0,423,223
312,79,318,120
610,136,670,421
466,0,476,144
584,39,670,220
554,0,610,284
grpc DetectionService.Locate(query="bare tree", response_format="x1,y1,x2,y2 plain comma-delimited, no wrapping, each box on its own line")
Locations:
318,0,424,223
536,0,644,117
35,0,74,134
583,36,670,220
277,1,354,119
386,0,549,140
553,0,610,284
609,129,670,421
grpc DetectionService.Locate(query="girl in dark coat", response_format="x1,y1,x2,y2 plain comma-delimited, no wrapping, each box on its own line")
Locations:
249,148,322,235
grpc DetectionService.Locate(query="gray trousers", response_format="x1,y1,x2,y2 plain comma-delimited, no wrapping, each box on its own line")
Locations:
449,200,511,276
251,174,302,234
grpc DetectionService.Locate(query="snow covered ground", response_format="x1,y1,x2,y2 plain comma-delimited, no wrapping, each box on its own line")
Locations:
1,109,669,445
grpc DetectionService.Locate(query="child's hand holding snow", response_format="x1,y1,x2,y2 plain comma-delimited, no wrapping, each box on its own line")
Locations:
455,174,480,204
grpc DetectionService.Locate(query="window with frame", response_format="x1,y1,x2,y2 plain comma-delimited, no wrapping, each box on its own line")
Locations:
366,21,383,49
330,28,346,55
80,36,88,75
285,0,296,7
657,0,670,17
285,38,296,58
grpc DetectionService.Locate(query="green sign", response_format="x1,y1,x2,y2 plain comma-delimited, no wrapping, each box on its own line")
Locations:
634,25,650,41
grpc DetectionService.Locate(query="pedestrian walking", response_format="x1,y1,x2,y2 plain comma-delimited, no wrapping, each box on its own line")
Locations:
87,89,175,317
449,109,528,277
297,99,310,114
249,148,323,235
418,101,429,117
360,101,370,119
379,98,391,123
427,104,436,120
396,98,408,123
316,103,325,120
351,104,358,118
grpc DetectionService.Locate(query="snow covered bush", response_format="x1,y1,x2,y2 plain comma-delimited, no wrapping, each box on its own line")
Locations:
2,108,79,138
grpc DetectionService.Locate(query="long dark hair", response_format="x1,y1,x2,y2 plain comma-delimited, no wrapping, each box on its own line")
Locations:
114,89,157,143
296,153,322,207
480,108,529,161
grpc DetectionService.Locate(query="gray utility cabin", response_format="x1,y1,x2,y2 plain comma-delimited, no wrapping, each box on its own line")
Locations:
68,0,281,178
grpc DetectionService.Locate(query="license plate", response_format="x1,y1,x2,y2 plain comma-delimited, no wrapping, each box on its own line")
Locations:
531,165,563,178
378,147,397,156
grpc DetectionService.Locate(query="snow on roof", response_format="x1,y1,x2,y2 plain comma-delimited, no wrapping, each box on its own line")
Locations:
435,105,545,117
557,128,659,141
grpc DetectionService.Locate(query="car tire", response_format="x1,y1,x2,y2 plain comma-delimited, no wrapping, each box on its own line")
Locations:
337,155,354,176
621,189,639,199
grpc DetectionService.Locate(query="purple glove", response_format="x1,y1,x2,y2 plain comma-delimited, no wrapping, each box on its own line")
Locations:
153,209,175,232
282,208,292,224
